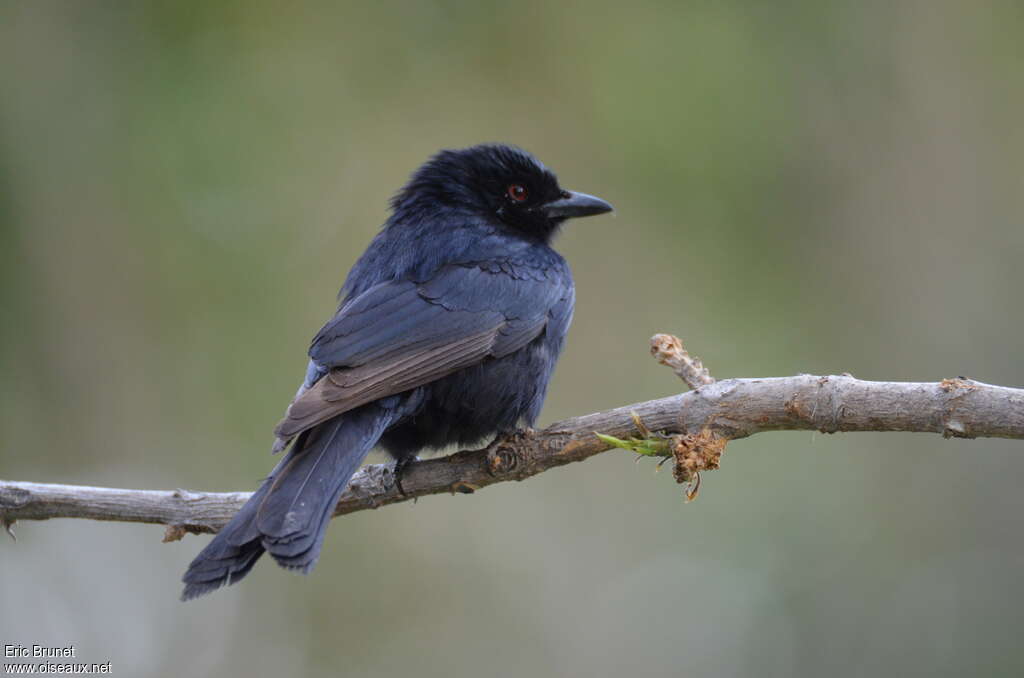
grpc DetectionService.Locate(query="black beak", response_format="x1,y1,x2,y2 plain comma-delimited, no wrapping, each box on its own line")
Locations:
542,191,614,219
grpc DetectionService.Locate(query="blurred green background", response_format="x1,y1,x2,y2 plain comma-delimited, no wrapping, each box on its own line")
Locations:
2,1,1023,676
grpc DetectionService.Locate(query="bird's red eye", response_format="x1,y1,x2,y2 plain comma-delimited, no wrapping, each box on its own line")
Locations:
507,184,528,202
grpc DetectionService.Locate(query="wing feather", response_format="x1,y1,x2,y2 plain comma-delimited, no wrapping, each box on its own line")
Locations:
273,263,572,443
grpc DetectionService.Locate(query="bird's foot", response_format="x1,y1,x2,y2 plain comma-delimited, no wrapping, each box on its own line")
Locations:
391,455,418,498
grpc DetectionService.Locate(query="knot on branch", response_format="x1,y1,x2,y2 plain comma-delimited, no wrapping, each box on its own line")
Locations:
939,376,979,438
486,430,536,479
0,487,29,540
0,485,31,509
940,377,977,393
488,447,518,474
449,481,479,494
162,523,213,542
341,464,394,510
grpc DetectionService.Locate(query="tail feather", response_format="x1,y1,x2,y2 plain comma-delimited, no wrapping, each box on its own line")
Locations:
180,406,392,600
181,541,265,587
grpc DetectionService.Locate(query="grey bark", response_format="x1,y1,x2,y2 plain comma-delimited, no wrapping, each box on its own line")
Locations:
1,375,1021,540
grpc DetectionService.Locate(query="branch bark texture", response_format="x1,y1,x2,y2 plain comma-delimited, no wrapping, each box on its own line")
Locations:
2,374,1022,539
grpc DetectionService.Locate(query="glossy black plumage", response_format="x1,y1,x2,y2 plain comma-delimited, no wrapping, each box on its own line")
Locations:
181,144,611,600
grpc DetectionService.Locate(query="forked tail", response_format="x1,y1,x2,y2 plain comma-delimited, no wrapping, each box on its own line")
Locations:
180,405,393,600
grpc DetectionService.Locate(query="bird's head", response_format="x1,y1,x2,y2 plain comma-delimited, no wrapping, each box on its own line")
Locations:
392,144,613,242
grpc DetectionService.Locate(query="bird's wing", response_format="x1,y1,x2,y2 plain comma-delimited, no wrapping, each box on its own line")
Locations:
273,262,571,441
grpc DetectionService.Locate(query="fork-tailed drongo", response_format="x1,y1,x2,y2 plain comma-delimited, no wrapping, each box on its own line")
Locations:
181,143,612,600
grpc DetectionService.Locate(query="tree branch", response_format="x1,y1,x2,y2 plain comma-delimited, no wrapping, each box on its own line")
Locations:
2,337,1022,540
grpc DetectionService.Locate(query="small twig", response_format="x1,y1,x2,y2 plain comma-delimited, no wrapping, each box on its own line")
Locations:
647,334,722,499
651,334,715,389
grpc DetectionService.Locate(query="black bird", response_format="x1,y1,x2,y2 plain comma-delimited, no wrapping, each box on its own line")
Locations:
181,144,612,600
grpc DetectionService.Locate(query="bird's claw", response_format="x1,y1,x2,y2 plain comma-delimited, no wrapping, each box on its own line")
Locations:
391,455,418,497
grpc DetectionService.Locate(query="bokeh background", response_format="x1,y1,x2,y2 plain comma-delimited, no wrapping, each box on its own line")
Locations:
2,2,1023,676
